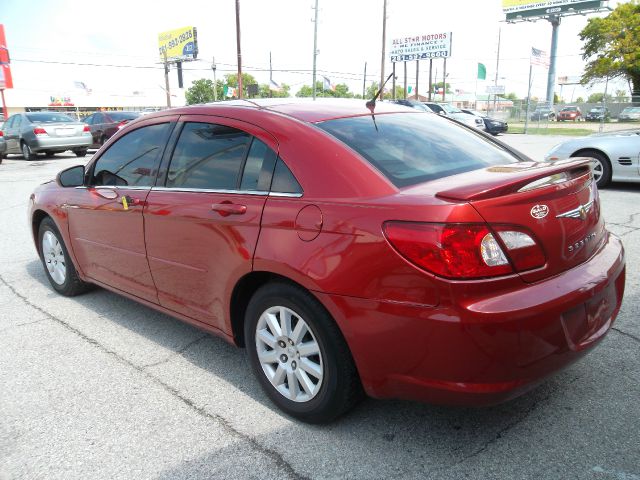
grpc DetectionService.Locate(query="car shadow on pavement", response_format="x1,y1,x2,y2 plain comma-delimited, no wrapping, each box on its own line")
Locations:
22,258,597,477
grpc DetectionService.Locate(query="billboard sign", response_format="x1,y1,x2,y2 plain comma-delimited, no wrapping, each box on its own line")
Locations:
158,26,198,63
503,0,606,19
390,33,452,63
486,85,506,94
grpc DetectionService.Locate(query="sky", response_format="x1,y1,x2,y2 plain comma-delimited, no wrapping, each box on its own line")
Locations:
0,0,631,107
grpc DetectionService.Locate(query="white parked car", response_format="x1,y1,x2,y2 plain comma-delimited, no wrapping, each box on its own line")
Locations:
545,129,640,188
423,102,485,130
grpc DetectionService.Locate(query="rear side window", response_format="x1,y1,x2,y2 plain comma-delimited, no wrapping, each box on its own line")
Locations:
270,158,302,194
167,122,250,190
91,123,170,187
240,138,277,191
317,113,517,188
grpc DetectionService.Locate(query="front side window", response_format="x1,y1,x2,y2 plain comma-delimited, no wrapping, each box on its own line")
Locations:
318,113,518,188
167,122,251,190
91,123,170,187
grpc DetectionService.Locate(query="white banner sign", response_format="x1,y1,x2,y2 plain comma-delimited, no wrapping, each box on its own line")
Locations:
390,33,452,63
486,85,506,94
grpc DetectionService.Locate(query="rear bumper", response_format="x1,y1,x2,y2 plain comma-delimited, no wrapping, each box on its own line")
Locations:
318,232,625,406
31,136,92,152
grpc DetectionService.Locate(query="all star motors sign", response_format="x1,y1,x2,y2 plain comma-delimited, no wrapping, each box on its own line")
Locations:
390,32,452,62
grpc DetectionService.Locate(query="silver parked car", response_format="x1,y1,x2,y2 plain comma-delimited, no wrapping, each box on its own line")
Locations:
618,107,640,122
423,102,486,130
545,129,640,188
2,112,92,160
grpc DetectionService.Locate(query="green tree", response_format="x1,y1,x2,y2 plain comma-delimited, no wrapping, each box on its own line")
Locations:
296,82,356,98
614,89,629,101
575,96,585,103
185,78,216,105
505,92,519,101
579,1,640,102
222,73,258,98
257,83,290,98
587,92,613,103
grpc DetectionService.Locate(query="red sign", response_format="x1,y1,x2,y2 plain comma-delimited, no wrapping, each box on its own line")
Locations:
0,24,14,89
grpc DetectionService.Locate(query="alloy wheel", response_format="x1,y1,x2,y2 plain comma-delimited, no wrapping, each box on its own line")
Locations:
255,306,324,402
42,230,66,285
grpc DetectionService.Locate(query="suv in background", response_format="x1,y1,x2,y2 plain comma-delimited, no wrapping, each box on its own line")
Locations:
585,107,610,122
557,106,583,122
530,107,556,121
424,102,485,130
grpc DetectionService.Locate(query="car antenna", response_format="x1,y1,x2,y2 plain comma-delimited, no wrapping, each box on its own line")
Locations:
366,72,394,113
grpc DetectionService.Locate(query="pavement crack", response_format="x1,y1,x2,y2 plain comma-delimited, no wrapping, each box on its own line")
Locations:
0,274,309,480
0,318,48,334
612,327,640,344
142,334,209,369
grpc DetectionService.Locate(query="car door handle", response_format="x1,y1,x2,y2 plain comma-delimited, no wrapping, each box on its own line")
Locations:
121,195,145,209
211,202,247,217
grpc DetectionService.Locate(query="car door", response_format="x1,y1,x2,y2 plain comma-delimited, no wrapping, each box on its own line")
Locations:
4,115,20,152
65,116,176,302
143,116,278,331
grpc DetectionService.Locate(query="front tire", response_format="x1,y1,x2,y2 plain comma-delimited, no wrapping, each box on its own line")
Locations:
38,217,91,296
74,149,88,157
245,282,363,423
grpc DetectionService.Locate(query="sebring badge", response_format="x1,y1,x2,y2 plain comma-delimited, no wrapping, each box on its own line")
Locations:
530,204,549,219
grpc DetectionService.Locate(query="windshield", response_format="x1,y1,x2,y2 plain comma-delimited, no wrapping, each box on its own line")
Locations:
440,103,461,114
317,113,518,188
590,108,604,113
26,113,75,123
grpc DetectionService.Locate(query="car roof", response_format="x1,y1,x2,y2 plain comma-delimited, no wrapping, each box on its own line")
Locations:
156,98,413,124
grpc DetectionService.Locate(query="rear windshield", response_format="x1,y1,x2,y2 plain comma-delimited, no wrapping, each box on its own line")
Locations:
108,112,140,121
26,113,74,123
317,112,518,188
561,107,578,111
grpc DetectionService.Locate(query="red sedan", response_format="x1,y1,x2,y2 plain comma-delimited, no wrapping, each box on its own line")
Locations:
29,99,625,423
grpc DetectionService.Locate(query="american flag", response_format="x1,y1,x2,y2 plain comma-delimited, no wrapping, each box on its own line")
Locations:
530,47,550,67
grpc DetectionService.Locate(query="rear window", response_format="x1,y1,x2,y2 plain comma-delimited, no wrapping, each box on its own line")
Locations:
317,112,518,188
26,113,74,123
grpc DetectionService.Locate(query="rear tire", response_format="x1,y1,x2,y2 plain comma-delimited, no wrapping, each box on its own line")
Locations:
74,149,88,157
22,142,37,161
38,217,91,296
245,282,363,423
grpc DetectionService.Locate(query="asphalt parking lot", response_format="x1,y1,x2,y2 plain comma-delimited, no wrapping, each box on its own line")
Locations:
1,135,638,480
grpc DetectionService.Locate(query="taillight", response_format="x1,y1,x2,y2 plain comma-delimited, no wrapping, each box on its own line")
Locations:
0,130,3,137
83,125,90,132
33,127,47,136
383,222,545,279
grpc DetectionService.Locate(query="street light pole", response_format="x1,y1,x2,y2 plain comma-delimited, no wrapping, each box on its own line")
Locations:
312,0,319,100
211,56,217,102
235,0,243,99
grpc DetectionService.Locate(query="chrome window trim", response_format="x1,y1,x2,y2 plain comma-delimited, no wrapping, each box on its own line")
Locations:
74,185,152,191
148,186,303,198
151,186,269,196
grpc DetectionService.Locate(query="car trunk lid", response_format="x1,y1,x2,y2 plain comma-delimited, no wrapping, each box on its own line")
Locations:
431,158,604,283
35,122,86,138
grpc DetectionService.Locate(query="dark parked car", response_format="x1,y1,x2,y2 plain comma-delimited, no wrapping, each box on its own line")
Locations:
30,99,625,423
2,112,92,160
530,107,556,121
557,106,583,122
585,107,610,122
83,111,141,148
0,122,7,163
461,109,508,135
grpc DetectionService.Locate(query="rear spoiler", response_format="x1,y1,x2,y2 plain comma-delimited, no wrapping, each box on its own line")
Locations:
435,158,593,202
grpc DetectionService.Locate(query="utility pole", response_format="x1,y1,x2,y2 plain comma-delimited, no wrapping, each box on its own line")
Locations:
415,60,419,99
380,0,387,101
163,51,171,108
312,0,319,100
235,0,243,99
362,62,367,98
442,59,447,102
403,62,407,99
211,56,217,102
428,59,433,101
493,27,501,115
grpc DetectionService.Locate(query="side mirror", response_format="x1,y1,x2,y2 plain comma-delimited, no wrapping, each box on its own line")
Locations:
57,165,85,188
